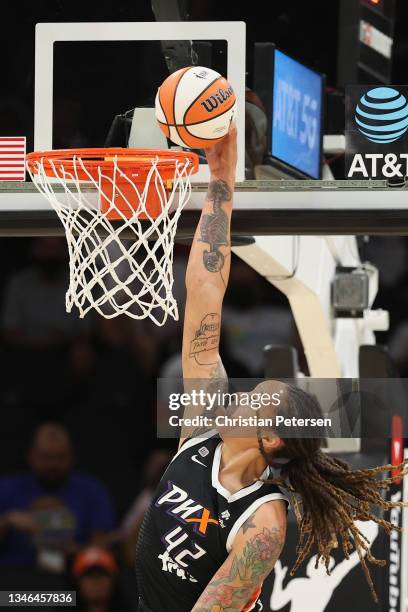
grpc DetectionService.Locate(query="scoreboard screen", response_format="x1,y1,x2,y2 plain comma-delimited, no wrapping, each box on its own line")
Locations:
254,43,325,180
272,49,324,180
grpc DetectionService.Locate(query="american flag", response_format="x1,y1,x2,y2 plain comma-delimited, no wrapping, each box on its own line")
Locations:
0,137,26,181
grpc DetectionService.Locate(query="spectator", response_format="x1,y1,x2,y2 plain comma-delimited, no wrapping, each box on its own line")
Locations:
95,449,173,568
223,258,295,375
72,547,127,612
1,237,93,411
121,449,173,565
96,317,158,379
64,316,157,415
0,423,115,573
2,237,91,348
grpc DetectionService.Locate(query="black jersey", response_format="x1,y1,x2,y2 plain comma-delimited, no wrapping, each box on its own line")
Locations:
135,432,288,612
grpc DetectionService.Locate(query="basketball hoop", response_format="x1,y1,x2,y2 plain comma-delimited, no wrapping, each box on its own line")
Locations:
26,148,199,325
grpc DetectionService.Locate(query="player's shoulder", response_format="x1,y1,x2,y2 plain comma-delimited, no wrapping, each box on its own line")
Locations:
250,496,288,525
230,497,288,556
225,479,289,553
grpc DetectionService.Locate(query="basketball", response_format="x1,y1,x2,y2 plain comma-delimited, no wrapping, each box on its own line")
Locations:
155,66,237,148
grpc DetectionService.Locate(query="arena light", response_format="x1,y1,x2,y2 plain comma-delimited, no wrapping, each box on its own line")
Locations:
365,0,384,8
362,0,385,14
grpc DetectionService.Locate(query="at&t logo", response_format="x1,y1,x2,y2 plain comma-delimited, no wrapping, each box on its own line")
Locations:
355,87,408,144
347,85,408,178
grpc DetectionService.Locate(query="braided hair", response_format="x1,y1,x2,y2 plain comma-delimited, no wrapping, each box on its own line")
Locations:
258,384,408,602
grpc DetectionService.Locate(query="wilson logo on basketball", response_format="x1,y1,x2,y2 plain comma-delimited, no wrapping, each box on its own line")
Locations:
193,70,209,79
200,87,235,113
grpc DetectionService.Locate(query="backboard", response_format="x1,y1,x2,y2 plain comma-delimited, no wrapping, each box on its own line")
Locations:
34,21,246,182
2,180,408,238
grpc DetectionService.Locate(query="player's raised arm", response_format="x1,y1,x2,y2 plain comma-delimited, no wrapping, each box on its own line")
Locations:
182,125,237,382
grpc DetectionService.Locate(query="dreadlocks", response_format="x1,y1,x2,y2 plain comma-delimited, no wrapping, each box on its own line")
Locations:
258,384,408,602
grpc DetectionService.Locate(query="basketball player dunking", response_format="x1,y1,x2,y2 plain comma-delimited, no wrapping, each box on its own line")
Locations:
135,125,408,612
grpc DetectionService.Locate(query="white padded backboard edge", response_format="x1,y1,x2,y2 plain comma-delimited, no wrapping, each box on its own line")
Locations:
34,21,246,182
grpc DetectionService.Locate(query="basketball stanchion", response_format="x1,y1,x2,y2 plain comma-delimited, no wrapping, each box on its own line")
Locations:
26,148,199,325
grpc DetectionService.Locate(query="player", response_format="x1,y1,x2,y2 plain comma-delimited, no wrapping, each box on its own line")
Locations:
135,125,408,612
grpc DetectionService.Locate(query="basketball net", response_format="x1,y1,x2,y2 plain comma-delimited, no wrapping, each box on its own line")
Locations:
27,149,198,326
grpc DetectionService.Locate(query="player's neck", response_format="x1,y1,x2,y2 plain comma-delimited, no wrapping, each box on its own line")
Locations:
219,440,268,490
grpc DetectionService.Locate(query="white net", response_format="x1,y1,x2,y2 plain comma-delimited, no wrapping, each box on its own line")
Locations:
27,153,196,326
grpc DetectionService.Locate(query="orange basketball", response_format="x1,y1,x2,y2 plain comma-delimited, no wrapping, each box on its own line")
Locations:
155,66,237,149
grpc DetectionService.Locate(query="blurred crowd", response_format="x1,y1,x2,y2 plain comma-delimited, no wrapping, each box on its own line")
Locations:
0,236,295,611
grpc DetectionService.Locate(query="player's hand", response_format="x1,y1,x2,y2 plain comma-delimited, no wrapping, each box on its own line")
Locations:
205,122,237,183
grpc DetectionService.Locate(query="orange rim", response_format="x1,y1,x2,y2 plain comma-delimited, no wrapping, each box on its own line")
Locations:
26,147,200,181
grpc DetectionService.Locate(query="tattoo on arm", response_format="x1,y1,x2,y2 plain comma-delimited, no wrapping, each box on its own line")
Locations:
189,313,220,365
241,512,256,534
199,179,232,280
193,526,284,612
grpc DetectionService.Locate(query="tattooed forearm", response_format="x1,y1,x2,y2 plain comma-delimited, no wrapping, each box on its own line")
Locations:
192,526,285,612
189,313,220,364
199,179,232,275
182,353,228,439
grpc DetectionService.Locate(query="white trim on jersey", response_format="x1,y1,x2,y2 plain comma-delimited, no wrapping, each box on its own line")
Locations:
212,442,271,503
225,493,289,553
171,430,219,463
